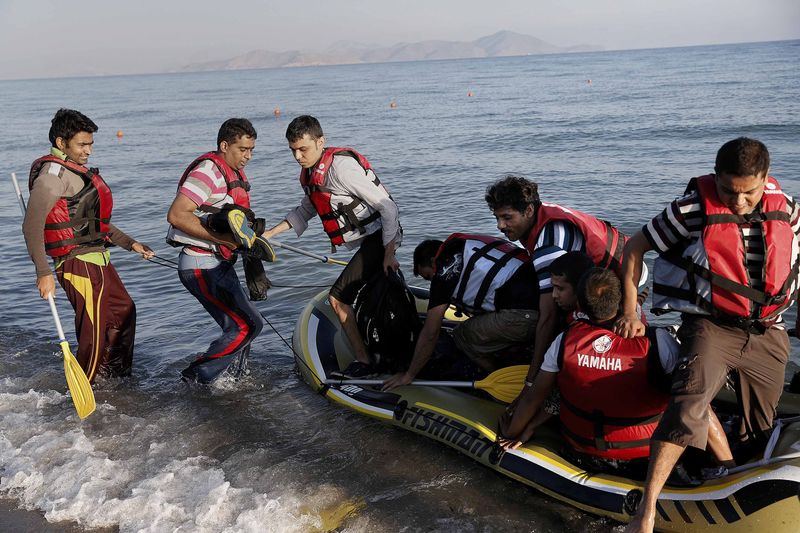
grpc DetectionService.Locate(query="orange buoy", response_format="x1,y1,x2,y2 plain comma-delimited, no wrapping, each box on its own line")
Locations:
467,91,474,97
389,100,397,108
273,107,281,117
586,79,592,85
116,130,124,138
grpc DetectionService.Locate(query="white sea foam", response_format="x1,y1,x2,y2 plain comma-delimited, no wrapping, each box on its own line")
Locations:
0,387,360,532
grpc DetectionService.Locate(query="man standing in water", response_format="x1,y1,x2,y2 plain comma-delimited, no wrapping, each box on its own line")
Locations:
262,115,402,378
166,118,264,383
620,138,800,533
22,108,154,382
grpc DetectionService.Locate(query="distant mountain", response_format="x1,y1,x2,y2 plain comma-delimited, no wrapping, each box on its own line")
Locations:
180,30,603,72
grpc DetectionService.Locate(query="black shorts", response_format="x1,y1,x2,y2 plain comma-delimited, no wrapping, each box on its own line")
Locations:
329,231,385,305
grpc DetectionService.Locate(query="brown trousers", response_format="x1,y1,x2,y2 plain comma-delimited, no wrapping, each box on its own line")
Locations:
56,256,136,382
652,315,789,449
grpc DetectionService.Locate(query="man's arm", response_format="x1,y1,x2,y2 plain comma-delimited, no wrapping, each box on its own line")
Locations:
22,172,64,298
382,303,447,390
530,293,559,380
615,231,652,338
167,194,237,249
498,370,557,448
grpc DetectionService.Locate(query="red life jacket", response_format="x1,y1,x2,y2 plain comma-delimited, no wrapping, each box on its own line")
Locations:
178,152,251,209
652,174,798,322
299,147,382,246
525,203,627,275
436,233,531,314
557,321,669,460
174,152,252,258
28,155,113,258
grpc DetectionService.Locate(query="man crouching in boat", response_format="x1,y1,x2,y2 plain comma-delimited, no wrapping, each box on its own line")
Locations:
619,138,799,533
23,109,154,382
262,115,402,378
383,234,539,390
166,119,264,383
497,269,735,480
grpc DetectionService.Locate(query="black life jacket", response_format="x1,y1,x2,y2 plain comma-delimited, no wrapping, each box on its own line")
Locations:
354,270,421,372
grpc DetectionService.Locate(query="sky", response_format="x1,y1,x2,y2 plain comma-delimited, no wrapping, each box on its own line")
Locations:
1,0,798,80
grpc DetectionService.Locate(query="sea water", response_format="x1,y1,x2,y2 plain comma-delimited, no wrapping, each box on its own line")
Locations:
0,40,798,532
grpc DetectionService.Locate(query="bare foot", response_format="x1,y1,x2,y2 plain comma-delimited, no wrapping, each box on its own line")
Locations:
623,512,654,533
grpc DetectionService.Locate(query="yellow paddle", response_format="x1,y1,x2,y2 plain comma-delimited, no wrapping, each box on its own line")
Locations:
47,295,97,419
325,364,529,404
11,172,96,419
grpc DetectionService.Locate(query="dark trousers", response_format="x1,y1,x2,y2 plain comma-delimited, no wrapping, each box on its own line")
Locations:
56,256,136,382
652,315,789,449
178,261,263,383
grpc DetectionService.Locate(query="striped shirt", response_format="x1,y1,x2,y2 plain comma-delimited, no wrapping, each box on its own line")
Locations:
643,189,800,317
177,159,231,257
531,221,586,292
178,160,230,208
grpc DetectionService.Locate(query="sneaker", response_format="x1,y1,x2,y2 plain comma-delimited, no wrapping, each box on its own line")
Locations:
330,361,375,379
227,208,256,249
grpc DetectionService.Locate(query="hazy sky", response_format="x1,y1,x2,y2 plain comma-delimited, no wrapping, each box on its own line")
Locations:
1,0,798,79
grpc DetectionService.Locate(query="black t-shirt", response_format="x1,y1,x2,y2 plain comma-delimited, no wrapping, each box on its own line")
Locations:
427,239,539,311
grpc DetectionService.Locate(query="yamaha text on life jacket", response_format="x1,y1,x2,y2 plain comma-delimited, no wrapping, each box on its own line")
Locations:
557,321,669,460
29,155,113,258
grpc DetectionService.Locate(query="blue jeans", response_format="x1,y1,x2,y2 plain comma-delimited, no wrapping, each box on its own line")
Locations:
178,259,264,383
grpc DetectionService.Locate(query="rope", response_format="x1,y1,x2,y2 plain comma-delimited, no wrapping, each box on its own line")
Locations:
259,311,326,384
146,255,180,270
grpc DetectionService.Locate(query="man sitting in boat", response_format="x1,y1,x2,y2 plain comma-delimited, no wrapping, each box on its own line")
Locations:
498,268,735,478
383,234,538,390
484,176,631,421
550,251,596,326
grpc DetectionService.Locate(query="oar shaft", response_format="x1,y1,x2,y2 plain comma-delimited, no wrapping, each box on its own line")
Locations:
270,239,346,265
325,379,473,387
11,172,27,212
47,295,68,342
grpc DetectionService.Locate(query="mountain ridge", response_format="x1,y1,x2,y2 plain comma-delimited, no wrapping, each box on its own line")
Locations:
180,30,603,72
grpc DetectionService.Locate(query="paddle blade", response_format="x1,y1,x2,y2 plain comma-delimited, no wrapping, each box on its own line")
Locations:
474,365,529,403
60,341,96,419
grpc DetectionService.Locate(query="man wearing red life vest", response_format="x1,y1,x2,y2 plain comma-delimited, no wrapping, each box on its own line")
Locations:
383,234,539,390
619,138,800,533
484,175,630,421
22,109,154,382
166,119,264,384
498,269,734,480
263,115,402,378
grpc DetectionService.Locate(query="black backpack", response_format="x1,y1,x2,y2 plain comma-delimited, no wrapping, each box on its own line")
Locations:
354,270,421,373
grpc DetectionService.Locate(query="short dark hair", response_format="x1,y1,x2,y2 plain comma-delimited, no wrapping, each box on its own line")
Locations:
49,108,98,147
485,175,540,213
550,252,595,288
413,239,443,276
286,115,324,143
217,118,257,149
577,268,621,322
714,137,769,177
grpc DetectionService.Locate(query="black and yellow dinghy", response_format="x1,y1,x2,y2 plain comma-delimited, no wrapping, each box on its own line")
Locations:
292,288,800,532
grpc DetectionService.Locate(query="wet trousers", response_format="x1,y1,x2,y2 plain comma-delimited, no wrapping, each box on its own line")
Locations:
178,260,263,383
56,256,136,382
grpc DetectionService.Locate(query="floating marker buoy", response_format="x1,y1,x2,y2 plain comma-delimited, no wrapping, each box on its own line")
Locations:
389,100,397,108
273,107,281,117
467,91,473,97
116,130,124,138
586,79,592,85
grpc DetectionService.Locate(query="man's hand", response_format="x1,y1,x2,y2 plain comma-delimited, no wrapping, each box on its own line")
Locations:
382,371,413,391
132,242,155,259
614,313,646,338
383,249,399,274
36,274,56,299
